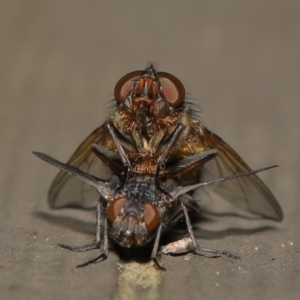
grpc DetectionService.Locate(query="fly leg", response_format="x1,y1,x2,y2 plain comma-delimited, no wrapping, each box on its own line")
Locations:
58,200,102,251
76,218,108,267
179,202,240,259
58,200,109,267
161,203,239,259
151,223,166,271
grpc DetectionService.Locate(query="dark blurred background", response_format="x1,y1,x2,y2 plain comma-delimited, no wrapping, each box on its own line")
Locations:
0,1,299,299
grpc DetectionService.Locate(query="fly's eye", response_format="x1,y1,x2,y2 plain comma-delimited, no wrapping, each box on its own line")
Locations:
157,72,185,107
107,197,127,223
114,71,144,103
144,202,160,232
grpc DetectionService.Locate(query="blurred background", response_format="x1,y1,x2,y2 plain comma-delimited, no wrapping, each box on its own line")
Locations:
0,1,299,299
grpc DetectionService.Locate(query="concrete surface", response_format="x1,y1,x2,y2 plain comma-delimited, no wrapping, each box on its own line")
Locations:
1,1,299,299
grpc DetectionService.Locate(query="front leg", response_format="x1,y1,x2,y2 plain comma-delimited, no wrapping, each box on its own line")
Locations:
58,201,109,267
151,223,166,270
161,203,240,260
58,240,101,252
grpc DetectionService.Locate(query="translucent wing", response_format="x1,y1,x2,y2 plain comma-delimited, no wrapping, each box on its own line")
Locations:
48,124,123,209
193,124,283,220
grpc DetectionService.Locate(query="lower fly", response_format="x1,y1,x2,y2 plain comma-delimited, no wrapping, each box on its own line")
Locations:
33,123,277,269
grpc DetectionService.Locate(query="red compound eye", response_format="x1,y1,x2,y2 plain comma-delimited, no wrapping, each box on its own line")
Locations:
157,72,185,107
107,197,127,223
114,71,143,103
114,70,185,107
143,202,160,232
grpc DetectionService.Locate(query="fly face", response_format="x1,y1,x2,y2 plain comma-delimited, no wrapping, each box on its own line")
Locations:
106,177,163,248
113,66,185,144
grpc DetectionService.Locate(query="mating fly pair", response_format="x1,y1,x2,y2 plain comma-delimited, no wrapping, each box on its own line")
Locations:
34,65,283,268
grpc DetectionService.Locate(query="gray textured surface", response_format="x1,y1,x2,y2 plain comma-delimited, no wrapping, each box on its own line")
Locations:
1,1,299,299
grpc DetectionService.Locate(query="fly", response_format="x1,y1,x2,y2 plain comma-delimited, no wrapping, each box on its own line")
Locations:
46,65,283,222
33,64,282,268
34,122,277,268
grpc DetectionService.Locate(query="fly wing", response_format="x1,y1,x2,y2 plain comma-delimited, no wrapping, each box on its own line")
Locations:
48,124,123,209
193,124,283,221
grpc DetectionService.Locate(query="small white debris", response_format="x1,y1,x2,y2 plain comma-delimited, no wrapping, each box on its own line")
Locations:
161,237,193,254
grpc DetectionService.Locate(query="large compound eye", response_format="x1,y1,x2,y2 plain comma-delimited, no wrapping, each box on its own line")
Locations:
157,72,185,107
143,202,160,232
114,71,144,103
107,197,127,223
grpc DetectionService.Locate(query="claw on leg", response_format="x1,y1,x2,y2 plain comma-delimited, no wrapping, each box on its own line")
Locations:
76,252,107,268
194,246,240,260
